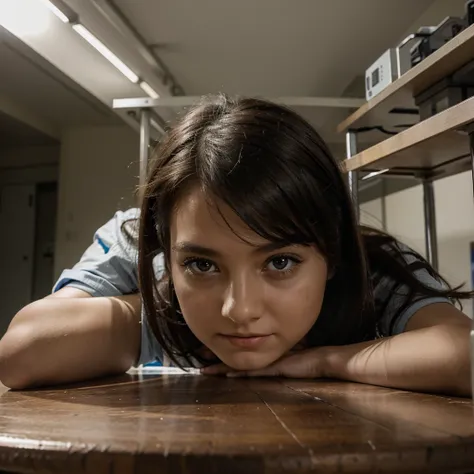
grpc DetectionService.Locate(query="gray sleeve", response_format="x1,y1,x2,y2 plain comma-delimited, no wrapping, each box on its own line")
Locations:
376,245,452,336
52,209,140,297
53,207,168,366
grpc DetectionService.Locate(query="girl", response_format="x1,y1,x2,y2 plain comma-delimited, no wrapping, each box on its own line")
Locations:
0,95,472,396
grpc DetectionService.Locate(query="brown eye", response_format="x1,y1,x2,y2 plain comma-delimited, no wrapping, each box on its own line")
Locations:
270,256,291,271
266,255,301,273
194,260,214,272
183,258,218,275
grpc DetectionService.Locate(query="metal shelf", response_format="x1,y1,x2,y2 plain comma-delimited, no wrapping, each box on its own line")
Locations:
337,24,474,133
342,95,474,179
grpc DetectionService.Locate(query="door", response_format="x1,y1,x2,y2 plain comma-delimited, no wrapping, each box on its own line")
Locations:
0,184,36,336
32,182,57,301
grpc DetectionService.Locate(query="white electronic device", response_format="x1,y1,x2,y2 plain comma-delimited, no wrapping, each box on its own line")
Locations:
365,49,399,101
365,27,435,101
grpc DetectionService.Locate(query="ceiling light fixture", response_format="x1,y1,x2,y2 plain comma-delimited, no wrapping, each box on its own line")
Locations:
39,0,70,23
35,1,159,98
139,81,160,99
72,23,139,83
0,0,52,36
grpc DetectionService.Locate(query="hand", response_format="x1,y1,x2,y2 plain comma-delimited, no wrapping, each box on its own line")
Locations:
200,347,327,379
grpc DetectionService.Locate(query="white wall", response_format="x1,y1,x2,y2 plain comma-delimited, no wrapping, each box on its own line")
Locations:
360,197,384,230
361,171,474,317
54,125,139,276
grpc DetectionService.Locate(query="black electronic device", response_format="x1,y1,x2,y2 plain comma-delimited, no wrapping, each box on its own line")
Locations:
467,0,474,25
410,16,467,67
414,58,474,119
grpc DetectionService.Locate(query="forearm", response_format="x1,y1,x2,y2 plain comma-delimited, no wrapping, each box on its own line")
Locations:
321,325,472,397
0,295,141,389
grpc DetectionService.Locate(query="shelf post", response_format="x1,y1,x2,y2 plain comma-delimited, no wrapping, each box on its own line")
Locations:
139,109,151,188
470,131,474,402
345,131,359,220
422,179,438,270
470,131,474,209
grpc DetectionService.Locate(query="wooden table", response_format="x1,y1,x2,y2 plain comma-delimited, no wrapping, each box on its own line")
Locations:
0,371,473,474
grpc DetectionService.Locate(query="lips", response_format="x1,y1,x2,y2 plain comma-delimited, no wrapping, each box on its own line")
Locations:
220,334,272,349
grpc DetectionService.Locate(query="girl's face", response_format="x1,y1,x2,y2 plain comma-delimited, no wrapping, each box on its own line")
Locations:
169,187,328,370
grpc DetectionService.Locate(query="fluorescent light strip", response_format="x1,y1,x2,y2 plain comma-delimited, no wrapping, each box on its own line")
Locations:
40,0,70,23
72,24,139,83
362,169,390,180
140,81,160,99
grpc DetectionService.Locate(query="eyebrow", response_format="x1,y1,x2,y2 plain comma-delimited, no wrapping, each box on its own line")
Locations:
171,241,292,258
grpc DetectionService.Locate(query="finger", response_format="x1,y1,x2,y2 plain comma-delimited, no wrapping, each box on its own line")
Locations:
200,363,231,375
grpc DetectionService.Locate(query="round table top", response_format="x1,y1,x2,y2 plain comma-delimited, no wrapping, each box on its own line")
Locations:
0,370,473,473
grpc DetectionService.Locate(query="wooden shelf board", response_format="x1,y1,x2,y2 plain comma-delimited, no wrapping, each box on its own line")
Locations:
337,24,474,133
341,95,474,175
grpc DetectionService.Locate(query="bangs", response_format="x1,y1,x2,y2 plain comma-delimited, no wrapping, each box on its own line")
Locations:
197,144,340,265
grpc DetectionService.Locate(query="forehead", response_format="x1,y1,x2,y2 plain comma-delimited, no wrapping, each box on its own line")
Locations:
170,187,266,247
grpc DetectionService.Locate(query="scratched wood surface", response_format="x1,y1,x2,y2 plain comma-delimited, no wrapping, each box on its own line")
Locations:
0,373,473,474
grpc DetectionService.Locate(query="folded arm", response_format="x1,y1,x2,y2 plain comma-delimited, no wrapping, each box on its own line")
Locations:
321,303,472,397
0,290,141,389
205,303,472,397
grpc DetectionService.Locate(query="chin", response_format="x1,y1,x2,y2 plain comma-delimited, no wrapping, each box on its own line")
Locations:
218,351,279,371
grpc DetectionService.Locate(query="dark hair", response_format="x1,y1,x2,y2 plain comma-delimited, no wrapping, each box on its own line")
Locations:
138,94,471,368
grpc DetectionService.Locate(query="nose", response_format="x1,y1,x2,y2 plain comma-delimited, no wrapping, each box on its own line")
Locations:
221,274,263,325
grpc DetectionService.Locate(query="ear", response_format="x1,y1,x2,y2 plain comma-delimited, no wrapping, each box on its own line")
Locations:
327,264,336,280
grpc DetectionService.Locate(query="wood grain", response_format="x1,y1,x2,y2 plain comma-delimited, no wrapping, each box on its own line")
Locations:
0,373,473,473
337,24,474,133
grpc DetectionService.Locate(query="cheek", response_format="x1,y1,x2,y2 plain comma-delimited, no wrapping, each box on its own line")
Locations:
270,277,326,340
170,258,327,351
171,268,219,341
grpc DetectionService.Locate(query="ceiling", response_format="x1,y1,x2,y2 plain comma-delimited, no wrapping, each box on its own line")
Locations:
2,0,468,152
113,0,434,97
107,0,436,144
0,24,121,148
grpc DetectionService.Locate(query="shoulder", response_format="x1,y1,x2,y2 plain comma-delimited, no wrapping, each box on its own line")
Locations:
370,241,451,337
52,208,141,296
94,208,140,252
372,241,444,289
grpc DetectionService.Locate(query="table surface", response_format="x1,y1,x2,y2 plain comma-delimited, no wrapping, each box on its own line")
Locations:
0,370,473,474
